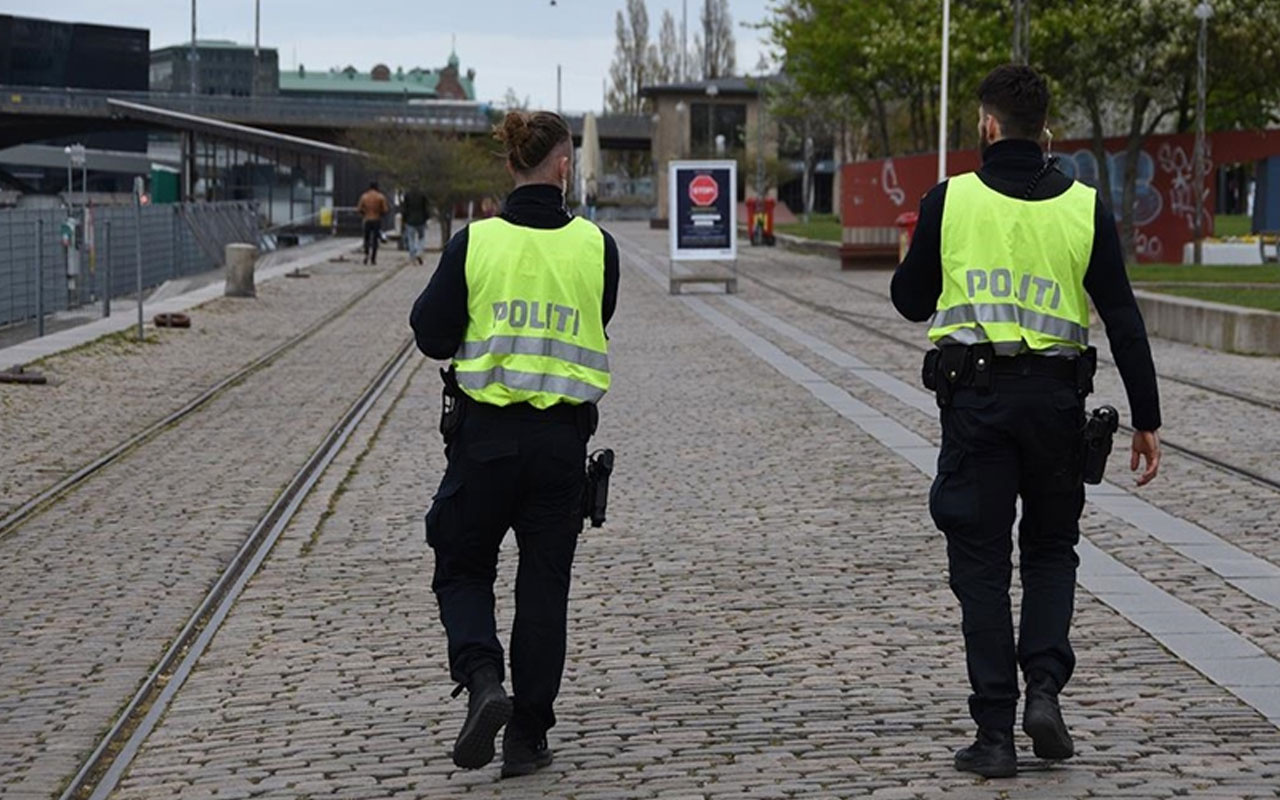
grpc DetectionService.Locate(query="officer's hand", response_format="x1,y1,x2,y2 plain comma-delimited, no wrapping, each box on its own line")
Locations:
1130,430,1161,487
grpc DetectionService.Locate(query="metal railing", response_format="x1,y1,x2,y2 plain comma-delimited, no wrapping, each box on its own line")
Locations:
0,201,260,330
0,84,492,132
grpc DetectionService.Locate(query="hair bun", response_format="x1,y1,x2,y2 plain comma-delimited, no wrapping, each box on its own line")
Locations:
493,110,571,173
496,112,533,149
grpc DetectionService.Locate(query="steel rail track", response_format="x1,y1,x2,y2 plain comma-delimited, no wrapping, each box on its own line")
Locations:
0,259,409,543
733,265,1280,494
58,337,418,800
618,234,1280,494
746,257,1280,415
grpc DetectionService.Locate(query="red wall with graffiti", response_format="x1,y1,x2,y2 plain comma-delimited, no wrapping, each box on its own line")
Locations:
841,130,1280,263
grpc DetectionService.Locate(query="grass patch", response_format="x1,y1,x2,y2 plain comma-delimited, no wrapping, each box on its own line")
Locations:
1128,263,1280,283
1147,285,1280,312
1214,213,1252,237
775,214,842,243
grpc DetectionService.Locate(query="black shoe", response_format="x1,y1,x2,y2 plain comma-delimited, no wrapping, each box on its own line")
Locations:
1024,675,1074,760
451,666,512,770
954,728,1017,778
501,727,553,779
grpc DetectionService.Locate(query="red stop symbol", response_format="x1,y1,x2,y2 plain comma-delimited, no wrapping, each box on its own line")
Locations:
688,174,720,207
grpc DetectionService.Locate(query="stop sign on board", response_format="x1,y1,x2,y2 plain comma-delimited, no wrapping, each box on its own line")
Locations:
688,174,720,207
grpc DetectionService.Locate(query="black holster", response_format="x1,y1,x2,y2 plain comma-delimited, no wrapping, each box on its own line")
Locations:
583,448,614,528
439,366,466,444
1081,404,1119,484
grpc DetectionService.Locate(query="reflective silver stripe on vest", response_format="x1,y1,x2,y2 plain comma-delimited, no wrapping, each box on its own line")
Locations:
456,366,605,403
932,303,1088,346
936,329,1081,357
456,336,610,373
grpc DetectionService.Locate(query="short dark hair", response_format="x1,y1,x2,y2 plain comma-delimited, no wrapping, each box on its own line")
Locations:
977,65,1050,141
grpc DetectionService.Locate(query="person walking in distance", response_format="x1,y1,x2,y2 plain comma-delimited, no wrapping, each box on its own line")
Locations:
410,110,619,779
357,181,389,265
892,65,1162,778
402,186,430,265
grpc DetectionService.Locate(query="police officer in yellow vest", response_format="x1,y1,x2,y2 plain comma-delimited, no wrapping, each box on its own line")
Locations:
892,66,1162,778
410,110,618,778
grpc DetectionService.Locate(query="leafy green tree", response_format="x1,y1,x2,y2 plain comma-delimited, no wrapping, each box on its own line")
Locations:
1037,0,1280,261
349,127,508,243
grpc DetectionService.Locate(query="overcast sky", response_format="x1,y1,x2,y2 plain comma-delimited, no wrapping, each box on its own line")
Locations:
6,0,777,112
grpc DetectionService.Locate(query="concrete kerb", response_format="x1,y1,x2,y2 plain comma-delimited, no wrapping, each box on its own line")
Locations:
1134,289,1280,356
0,237,358,368
735,228,1280,358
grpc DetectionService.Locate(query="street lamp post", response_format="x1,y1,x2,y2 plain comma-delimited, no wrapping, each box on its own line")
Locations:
1193,2,1213,265
938,0,951,182
705,84,719,158
190,0,198,96
1012,0,1030,65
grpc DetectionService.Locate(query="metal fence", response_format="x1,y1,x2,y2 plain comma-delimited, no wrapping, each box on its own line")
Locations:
0,201,259,329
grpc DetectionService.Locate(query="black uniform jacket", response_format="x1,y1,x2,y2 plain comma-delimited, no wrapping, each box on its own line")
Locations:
891,139,1162,431
409,184,619,361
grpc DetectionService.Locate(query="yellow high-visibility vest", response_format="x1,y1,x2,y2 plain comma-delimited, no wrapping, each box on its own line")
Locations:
929,172,1095,354
453,216,609,408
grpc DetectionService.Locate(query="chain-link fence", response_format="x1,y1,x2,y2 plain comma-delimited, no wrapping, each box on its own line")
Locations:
0,201,259,329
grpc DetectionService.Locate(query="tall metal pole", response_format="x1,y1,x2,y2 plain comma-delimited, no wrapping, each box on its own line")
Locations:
703,0,711,80
253,0,261,97
938,0,950,182
190,0,198,96
756,91,766,200
1012,0,1030,65
1193,3,1213,265
103,220,111,318
133,177,144,342
556,64,562,114
681,0,688,81
35,219,44,337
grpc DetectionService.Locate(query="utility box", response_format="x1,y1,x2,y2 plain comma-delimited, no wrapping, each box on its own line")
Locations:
151,167,180,204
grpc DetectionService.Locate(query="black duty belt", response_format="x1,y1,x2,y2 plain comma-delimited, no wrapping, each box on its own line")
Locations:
466,400,581,424
988,353,1079,381
922,344,1096,407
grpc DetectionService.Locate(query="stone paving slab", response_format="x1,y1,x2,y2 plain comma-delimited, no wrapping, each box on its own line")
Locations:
0,257,425,798
644,233,1280,662
623,232,1280,728
108,223,1280,799
0,239,406,520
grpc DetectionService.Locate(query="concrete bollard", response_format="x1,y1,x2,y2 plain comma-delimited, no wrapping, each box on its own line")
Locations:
224,243,257,298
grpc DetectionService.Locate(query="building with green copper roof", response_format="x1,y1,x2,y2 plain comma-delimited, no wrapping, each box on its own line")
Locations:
279,54,475,102
151,39,476,103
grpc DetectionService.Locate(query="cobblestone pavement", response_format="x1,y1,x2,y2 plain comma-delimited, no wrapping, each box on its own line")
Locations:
0,249,428,798
0,239,397,519
100,223,1280,799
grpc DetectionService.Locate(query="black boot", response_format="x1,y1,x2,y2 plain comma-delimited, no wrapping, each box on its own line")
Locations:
501,726,553,779
451,665,512,770
1024,673,1074,760
954,728,1017,778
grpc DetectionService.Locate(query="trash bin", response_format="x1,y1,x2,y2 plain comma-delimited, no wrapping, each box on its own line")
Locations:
895,211,918,262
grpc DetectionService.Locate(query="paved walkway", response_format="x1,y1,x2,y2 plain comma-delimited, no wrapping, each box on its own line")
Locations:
3,223,1279,798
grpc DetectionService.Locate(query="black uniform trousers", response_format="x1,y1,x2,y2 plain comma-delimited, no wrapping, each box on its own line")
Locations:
425,401,586,740
929,373,1085,732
